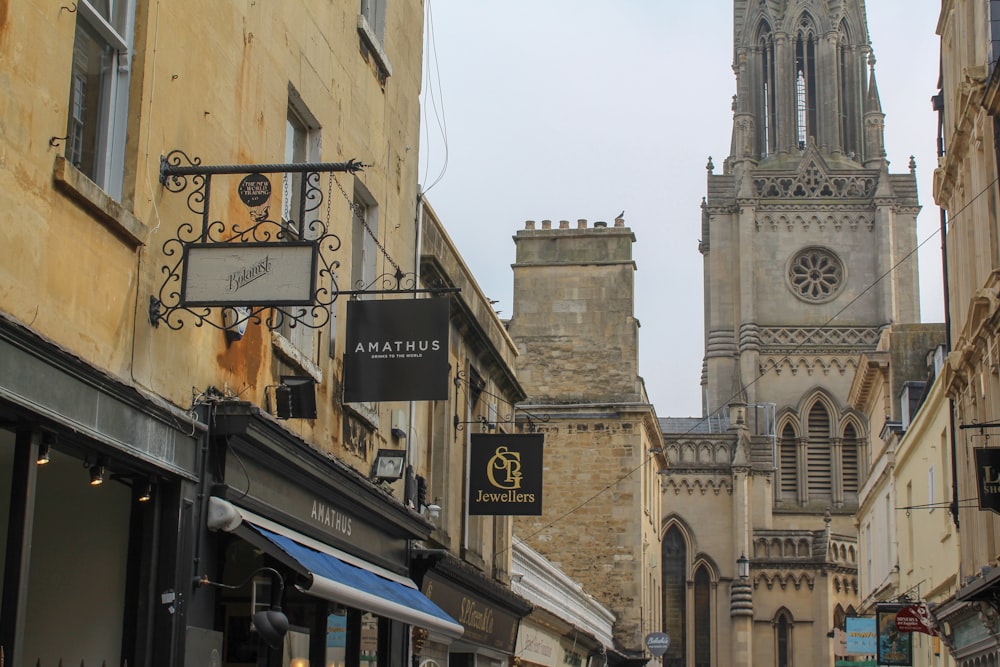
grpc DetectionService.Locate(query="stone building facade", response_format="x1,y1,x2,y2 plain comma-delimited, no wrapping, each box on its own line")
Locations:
660,1,924,665
928,1,1000,664
508,218,667,666
849,325,956,667
0,2,530,666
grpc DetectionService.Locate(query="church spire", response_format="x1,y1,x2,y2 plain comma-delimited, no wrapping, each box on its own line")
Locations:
730,0,875,164
863,53,887,166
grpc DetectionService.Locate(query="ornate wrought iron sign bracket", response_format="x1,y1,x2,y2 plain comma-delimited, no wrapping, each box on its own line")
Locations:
150,150,364,333
150,150,457,337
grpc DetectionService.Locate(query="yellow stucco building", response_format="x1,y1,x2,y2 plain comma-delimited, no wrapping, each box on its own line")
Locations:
0,2,534,665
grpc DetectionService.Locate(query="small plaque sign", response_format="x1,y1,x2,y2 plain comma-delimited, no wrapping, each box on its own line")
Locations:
181,242,317,306
238,173,273,222
645,632,670,657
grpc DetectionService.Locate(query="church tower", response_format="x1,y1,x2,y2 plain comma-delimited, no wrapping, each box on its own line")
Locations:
661,2,921,665
707,0,920,421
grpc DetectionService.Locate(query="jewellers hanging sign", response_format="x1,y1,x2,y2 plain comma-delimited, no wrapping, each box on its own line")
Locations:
180,242,317,306
343,297,450,403
975,447,1000,514
468,433,543,516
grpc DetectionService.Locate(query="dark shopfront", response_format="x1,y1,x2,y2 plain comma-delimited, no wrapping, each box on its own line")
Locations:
411,551,532,667
188,401,463,667
0,314,202,667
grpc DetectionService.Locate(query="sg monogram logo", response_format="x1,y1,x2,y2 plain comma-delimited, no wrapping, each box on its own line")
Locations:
486,446,522,490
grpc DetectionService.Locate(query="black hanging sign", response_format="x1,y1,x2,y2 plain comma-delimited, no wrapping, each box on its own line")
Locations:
975,447,1000,514
343,298,450,403
468,433,543,516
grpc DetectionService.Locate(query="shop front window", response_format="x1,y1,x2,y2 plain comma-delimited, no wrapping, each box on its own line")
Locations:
360,612,380,664
327,611,349,667
220,537,400,667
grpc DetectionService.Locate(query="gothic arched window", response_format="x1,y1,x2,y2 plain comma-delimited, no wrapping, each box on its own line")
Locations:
842,422,860,498
776,610,793,667
694,566,712,667
779,423,798,503
838,20,858,157
662,527,687,667
807,402,832,501
757,21,776,157
794,15,818,147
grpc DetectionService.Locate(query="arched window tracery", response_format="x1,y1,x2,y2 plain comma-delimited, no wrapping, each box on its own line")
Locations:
757,21,776,157
694,566,712,667
794,15,818,147
662,526,686,667
779,422,798,502
807,401,832,501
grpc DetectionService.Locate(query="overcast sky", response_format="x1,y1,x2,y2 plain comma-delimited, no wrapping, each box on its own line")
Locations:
418,1,943,418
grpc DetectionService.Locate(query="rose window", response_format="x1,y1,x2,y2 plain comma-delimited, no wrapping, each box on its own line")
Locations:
788,248,844,302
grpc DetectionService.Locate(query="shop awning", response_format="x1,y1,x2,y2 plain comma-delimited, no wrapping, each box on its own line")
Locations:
208,498,464,640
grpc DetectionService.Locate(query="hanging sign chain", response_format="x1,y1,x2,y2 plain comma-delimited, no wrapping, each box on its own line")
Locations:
331,172,402,277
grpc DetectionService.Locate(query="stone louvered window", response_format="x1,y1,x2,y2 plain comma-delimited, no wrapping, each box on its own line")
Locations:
777,396,863,508
842,423,860,496
779,424,798,502
807,403,832,500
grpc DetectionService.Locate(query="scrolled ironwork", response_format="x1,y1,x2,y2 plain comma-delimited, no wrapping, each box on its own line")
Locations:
345,269,421,297
150,151,353,332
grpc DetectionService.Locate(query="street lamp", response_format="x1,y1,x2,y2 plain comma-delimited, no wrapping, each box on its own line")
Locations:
737,553,750,580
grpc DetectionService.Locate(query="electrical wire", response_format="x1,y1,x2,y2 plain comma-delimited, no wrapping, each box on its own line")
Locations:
420,0,450,195
494,172,1000,557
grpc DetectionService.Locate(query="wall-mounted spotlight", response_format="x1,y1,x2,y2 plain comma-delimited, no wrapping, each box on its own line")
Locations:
138,479,153,503
371,449,406,481
90,456,108,486
37,432,55,465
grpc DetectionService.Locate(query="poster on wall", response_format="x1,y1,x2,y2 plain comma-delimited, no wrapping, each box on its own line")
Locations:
876,604,913,666
844,616,876,655
343,297,450,403
468,433,543,515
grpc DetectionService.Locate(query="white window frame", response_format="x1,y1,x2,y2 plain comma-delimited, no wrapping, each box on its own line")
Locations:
357,0,392,77
67,0,134,201
351,183,379,299
360,0,386,43
277,90,322,362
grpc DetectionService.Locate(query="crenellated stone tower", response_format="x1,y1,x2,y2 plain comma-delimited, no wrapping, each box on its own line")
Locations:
508,218,666,665
661,1,921,665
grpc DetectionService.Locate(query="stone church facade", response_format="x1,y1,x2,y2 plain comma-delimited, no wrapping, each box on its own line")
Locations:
506,2,924,666
661,1,922,666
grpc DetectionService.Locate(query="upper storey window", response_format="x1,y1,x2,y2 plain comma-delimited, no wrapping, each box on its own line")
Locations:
794,16,818,148
358,0,392,80
66,0,134,201
838,21,860,158
758,23,776,158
